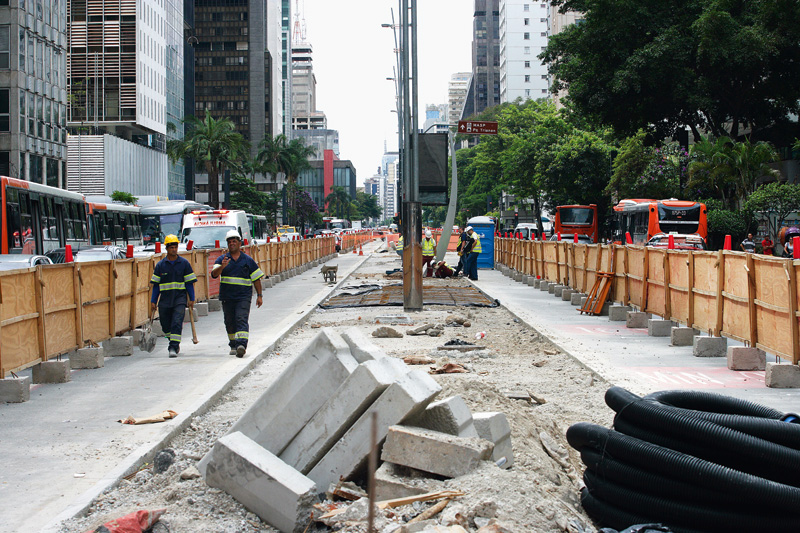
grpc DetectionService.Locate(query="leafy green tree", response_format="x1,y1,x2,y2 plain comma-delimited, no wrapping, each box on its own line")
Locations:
724,138,780,206
688,136,737,209
167,110,247,208
353,191,382,222
228,175,279,224
111,191,137,204
256,135,317,224
543,0,800,142
744,182,800,244
325,186,351,220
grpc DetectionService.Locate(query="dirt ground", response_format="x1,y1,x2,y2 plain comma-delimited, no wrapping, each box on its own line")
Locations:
59,253,615,533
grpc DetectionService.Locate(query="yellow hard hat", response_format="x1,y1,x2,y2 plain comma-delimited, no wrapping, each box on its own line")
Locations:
164,234,179,245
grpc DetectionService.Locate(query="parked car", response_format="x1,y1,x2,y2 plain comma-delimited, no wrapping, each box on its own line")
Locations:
74,246,129,262
0,254,53,270
548,233,594,244
314,229,333,236
646,233,707,251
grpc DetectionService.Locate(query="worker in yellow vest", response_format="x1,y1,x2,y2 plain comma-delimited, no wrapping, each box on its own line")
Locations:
464,226,482,280
422,229,437,277
394,235,404,258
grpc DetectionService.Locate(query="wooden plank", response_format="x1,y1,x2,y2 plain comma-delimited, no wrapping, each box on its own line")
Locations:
788,262,800,364
715,250,725,337
663,250,671,319
688,252,695,329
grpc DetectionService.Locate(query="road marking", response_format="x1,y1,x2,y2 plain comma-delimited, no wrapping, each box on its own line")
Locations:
629,367,765,389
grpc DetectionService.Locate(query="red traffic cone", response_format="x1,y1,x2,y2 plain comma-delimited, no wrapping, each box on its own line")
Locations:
187,240,194,251
625,232,633,244
668,234,675,250
723,235,732,250
557,232,562,241
65,244,74,263
215,240,220,248
266,237,270,243
353,243,357,253
359,244,363,256
126,244,133,258
243,239,248,245
155,241,161,253
794,236,800,259
573,234,579,244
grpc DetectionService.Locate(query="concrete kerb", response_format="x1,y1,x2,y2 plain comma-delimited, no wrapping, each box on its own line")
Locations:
41,251,373,533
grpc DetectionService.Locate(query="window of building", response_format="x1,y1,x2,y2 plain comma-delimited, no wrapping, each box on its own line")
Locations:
541,75,548,79
525,89,531,97
541,18,547,22
18,29,24,71
523,32,530,40
524,18,529,25
0,26,9,69
524,75,530,83
523,4,529,11
541,32,547,37
524,61,530,68
542,89,548,94
524,46,530,54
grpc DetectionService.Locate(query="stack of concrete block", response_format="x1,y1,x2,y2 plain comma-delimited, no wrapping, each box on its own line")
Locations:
199,327,442,533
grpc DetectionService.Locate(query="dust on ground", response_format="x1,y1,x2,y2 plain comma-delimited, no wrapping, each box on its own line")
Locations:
59,253,613,533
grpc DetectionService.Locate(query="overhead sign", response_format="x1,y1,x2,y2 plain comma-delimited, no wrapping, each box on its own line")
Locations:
457,121,498,135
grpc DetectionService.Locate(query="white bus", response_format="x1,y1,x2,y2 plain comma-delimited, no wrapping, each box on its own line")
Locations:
140,200,211,246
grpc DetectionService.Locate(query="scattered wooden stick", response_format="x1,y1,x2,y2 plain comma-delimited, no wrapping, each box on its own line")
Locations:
377,490,465,510
408,498,452,524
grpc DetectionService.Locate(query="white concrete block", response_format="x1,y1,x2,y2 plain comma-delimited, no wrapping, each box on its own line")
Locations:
380,425,493,478
31,360,71,384
571,292,585,306
670,327,699,346
204,432,317,533
207,299,223,312
102,336,134,356
608,305,632,321
473,412,513,469
548,283,557,294
626,311,650,328
553,285,565,297
539,281,550,292
727,346,766,371
69,346,104,369
341,326,388,363
280,358,404,473
561,289,575,301
693,336,727,357
648,319,675,337
0,376,30,403
766,362,800,388
194,302,209,316
199,329,358,477
407,395,479,438
307,369,441,490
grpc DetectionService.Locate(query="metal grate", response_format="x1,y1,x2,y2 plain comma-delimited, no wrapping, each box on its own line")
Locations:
319,284,500,309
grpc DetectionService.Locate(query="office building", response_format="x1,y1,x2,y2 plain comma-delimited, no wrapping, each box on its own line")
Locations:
499,0,549,103
0,1,68,186
296,149,356,212
449,72,470,125
465,0,501,118
66,0,176,197
294,127,338,158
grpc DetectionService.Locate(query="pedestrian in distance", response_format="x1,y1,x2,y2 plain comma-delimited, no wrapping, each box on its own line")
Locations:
211,230,264,357
740,233,755,253
785,239,795,259
761,235,774,256
150,234,197,358
422,229,437,277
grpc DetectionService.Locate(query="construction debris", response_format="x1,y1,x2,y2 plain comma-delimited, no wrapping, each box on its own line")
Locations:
373,326,404,338
404,355,436,365
430,363,469,374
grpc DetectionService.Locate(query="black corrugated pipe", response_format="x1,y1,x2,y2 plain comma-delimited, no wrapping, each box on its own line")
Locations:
567,387,800,532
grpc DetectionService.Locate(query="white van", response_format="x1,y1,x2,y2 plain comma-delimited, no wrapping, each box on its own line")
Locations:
180,209,253,249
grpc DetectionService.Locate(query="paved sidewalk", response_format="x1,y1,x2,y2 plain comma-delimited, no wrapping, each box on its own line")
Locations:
0,243,377,533
470,268,800,414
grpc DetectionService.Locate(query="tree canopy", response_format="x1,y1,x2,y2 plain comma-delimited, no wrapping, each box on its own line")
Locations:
543,0,800,142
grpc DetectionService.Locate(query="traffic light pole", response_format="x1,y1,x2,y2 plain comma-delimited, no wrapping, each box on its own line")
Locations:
400,0,422,311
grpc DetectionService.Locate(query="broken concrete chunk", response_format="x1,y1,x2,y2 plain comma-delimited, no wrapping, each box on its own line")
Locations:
381,425,493,478
407,323,436,336
539,431,570,470
279,357,404,474
307,369,442,490
373,326,404,338
407,395,479,438
341,327,388,362
473,412,514,469
199,328,357,477
374,462,436,502
204,432,317,533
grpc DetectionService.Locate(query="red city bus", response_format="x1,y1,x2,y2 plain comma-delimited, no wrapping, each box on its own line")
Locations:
1,176,90,255
613,198,708,245
554,204,599,243
85,201,143,247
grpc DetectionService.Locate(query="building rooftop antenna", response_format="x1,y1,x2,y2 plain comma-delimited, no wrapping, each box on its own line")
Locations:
293,0,307,44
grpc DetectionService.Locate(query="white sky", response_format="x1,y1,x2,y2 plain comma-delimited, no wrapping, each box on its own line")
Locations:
302,0,474,180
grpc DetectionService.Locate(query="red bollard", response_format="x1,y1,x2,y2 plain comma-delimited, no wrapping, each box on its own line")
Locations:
187,240,194,251
625,232,633,244
266,237,270,243
573,234,579,244
155,241,161,253
215,240,220,248
794,236,800,259
557,232,562,241
126,244,134,258
243,239,248,245
65,244,74,263
723,235,732,250
668,234,675,250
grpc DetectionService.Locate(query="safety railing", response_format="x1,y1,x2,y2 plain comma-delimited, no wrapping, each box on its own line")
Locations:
0,236,337,377
495,236,800,365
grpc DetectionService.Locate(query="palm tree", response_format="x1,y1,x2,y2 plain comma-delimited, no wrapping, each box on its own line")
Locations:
167,111,246,207
725,138,779,206
257,135,316,224
325,186,351,220
688,136,736,209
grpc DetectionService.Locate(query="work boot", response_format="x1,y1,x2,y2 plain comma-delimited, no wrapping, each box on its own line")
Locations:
168,346,178,358
236,345,246,358
229,348,237,356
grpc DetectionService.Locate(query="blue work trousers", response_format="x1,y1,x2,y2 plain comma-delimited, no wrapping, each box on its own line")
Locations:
222,299,251,348
465,252,479,280
158,304,185,349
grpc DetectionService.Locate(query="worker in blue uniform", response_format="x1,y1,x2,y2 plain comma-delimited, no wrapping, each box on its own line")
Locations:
211,230,264,357
150,234,197,357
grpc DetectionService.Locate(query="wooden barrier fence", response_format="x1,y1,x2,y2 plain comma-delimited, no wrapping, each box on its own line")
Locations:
0,236,339,377
495,236,800,365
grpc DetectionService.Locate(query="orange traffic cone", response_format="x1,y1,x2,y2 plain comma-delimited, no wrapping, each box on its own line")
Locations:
359,244,364,256
353,243,357,254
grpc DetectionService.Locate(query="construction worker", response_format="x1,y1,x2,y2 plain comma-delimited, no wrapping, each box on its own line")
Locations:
150,234,197,358
434,260,455,278
453,229,470,276
422,229,437,277
395,235,404,258
211,230,264,357
464,226,482,281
